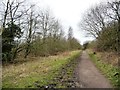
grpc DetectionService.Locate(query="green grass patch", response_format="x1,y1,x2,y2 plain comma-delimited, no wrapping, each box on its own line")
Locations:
89,52,120,88
53,50,81,88
3,50,81,88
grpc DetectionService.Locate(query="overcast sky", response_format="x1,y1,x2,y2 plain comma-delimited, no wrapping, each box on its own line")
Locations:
29,0,102,44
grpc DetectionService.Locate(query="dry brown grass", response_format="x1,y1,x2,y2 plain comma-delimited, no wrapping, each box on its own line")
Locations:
97,52,118,66
2,50,80,88
87,49,118,66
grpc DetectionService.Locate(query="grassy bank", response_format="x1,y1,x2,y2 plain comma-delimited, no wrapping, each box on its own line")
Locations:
3,50,80,88
88,51,119,88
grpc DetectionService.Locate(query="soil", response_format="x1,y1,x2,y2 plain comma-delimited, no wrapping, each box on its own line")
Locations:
75,51,112,88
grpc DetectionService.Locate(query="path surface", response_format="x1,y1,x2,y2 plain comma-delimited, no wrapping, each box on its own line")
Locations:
75,51,112,88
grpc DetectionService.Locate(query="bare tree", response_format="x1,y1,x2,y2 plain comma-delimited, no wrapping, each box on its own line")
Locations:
2,0,9,31
80,0,120,53
49,20,64,40
1,0,26,61
106,1,120,53
24,5,39,58
37,10,56,43
107,1,120,23
80,3,107,38
68,26,73,40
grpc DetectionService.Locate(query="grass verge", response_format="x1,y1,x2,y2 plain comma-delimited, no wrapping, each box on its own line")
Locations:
3,50,81,88
88,52,120,88
52,51,81,88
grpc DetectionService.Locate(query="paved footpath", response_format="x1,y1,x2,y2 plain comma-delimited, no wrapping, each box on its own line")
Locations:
75,51,112,88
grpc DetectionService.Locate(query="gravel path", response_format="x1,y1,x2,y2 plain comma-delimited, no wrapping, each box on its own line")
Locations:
75,51,112,88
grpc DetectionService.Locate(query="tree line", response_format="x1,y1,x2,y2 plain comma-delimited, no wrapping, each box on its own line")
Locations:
80,0,120,54
1,0,81,63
